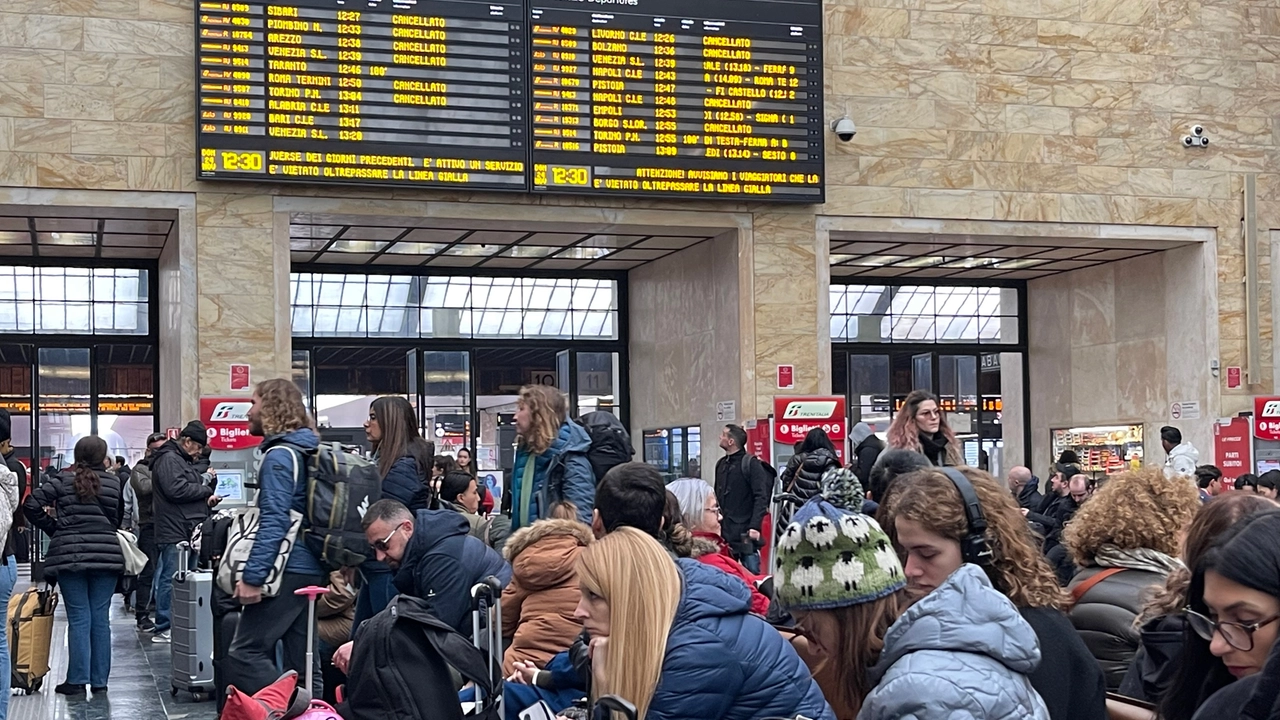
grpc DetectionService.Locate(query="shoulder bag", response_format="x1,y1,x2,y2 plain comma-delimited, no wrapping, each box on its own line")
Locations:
216,446,303,597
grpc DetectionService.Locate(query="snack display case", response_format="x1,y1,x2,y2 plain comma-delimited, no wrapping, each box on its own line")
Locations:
1051,425,1144,474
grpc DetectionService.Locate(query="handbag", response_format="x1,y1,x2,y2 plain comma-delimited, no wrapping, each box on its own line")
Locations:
116,529,148,576
216,446,304,598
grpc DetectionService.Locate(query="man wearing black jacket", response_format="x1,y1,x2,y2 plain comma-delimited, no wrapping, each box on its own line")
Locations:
1008,466,1043,511
130,432,167,631
1025,464,1080,553
714,424,770,573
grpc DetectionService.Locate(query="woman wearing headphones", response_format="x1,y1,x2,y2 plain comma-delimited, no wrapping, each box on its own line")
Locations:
879,466,1108,720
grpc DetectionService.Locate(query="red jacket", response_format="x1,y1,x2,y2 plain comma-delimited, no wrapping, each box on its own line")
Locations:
691,531,770,616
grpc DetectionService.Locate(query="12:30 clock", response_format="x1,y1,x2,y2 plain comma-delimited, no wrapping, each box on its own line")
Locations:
217,150,266,173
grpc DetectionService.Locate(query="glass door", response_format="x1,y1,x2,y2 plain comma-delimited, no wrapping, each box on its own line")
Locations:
37,347,91,474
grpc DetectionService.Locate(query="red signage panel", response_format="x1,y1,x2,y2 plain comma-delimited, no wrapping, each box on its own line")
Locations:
229,363,251,392
773,396,847,461
1215,417,1253,480
199,397,261,451
745,419,772,465
1255,397,1280,441
777,365,795,390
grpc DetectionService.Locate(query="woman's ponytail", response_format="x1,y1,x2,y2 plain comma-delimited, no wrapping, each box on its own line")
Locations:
73,462,100,502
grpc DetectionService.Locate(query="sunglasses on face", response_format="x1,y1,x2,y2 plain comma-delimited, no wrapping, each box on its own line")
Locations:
1186,608,1280,652
372,523,404,552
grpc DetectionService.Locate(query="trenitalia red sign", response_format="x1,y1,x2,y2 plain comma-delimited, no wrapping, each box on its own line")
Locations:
1255,397,1280,441
199,397,261,451
773,396,846,446
1215,417,1252,479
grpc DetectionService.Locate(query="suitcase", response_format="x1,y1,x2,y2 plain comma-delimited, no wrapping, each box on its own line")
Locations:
7,585,56,695
470,576,504,717
170,542,215,701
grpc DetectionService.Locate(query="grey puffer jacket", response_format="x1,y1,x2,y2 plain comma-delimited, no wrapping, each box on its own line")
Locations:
859,564,1050,720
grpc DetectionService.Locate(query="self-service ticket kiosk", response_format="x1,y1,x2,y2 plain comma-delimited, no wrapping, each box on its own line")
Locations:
200,397,264,507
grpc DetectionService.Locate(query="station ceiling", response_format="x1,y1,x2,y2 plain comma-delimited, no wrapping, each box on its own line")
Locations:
0,209,174,259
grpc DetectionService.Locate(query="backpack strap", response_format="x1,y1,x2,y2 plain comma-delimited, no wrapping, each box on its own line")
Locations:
1071,567,1127,604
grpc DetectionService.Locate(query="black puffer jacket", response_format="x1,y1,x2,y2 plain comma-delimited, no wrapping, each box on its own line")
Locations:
150,439,214,545
23,467,124,580
1067,566,1168,692
1119,613,1187,704
780,448,840,501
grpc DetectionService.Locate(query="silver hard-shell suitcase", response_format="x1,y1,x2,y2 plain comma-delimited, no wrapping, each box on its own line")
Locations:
170,541,215,701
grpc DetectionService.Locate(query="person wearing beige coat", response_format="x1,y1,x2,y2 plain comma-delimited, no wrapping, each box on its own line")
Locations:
500,517,593,675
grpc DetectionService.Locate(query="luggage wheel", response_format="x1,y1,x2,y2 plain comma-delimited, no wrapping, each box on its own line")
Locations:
170,686,178,697
192,691,208,703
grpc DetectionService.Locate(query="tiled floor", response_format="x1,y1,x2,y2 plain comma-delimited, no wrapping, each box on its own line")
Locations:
8,570,219,720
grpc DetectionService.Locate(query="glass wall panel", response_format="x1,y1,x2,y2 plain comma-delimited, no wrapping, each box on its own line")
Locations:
312,346,408,447
422,351,471,460
576,351,619,415
829,284,1018,345
0,345,33,472
37,347,90,471
96,344,156,464
0,268,148,335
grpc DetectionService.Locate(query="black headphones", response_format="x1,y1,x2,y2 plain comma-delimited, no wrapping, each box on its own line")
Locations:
939,467,994,567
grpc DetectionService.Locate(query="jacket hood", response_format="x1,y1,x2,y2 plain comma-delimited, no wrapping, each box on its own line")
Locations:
672,557,751,625
690,532,728,559
551,420,591,456
849,422,874,445
406,509,470,561
801,448,838,472
1165,442,1199,477
264,427,320,452
505,519,592,590
871,564,1041,684
1018,477,1042,501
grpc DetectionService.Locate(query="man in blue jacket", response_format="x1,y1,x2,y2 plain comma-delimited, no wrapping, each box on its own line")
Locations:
331,499,510,674
223,378,328,697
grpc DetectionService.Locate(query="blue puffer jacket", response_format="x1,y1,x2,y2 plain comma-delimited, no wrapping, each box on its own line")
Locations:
859,564,1051,720
242,428,325,586
511,421,594,528
392,509,511,635
647,559,835,720
380,454,431,511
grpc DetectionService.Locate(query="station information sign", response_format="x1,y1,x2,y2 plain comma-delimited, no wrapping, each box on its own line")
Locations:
195,0,824,202
196,0,528,190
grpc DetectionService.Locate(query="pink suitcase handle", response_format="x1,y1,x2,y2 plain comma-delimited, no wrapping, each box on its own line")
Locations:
294,586,330,600
295,585,330,695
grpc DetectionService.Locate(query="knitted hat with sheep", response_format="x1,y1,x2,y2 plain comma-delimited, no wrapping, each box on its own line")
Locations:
775,493,905,611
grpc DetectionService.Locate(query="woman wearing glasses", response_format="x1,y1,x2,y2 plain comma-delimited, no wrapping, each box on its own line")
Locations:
667,479,770,616
885,390,962,467
1161,510,1280,720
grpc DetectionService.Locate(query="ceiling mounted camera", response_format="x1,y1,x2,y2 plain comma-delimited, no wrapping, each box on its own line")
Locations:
831,117,857,142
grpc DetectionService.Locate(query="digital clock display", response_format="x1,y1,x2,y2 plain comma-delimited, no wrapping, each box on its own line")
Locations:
194,0,824,202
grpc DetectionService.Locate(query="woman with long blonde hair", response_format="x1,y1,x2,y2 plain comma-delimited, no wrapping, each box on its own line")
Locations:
512,385,594,529
880,466,1106,720
574,528,832,720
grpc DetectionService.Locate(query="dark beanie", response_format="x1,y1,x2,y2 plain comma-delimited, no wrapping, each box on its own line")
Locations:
0,408,11,444
181,420,208,447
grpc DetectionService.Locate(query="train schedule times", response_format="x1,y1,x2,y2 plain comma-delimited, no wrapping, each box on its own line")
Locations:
196,0,529,190
527,0,823,202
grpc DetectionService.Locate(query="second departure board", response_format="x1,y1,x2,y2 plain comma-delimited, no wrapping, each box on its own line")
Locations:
197,0,528,190
528,0,823,201
195,0,825,202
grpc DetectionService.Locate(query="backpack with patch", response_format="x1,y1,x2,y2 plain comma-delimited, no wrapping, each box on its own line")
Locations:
576,411,633,483
298,443,383,570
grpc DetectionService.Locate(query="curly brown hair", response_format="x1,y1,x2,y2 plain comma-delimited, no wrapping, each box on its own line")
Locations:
517,384,567,455
881,466,1069,611
1063,466,1200,567
1138,492,1278,623
252,378,313,437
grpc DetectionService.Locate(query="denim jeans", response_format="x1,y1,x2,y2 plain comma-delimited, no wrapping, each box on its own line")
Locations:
350,567,397,640
59,570,117,687
135,523,156,622
741,552,761,574
152,543,178,633
0,556,16,718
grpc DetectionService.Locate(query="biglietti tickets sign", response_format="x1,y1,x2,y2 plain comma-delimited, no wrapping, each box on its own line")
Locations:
1256,397,1280,442
199,397,261,451
773,396,847,461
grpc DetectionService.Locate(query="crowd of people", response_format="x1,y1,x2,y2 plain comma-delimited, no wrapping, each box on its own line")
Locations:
19,381,1280,720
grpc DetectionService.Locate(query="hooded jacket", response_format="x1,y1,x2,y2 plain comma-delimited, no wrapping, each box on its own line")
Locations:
859,564,1050,720
781,448,841,502
511,421,594,529
500,518,592,674
392,509,511,636
645,559,835,720
1165,442,1199,478
1067,564,1169,691
851,430,885,490
150,439,215,546
689,531,769,616
1119,613,1187,704
24,467,125,580
1017,475,1045,511
242,428,325,586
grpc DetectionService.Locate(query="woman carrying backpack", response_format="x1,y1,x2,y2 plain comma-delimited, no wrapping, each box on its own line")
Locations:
511,385,594,529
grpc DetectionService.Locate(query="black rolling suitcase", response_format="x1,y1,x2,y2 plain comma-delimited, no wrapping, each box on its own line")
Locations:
470,577,504,717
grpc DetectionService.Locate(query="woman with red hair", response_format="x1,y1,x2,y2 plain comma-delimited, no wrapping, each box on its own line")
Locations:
885,390,962,467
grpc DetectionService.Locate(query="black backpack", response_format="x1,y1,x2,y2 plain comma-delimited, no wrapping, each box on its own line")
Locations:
338,594,500,720
576,411,633,483
292,442,383,570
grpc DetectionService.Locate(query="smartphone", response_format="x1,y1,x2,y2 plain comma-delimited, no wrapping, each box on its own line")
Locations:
518,701,556,720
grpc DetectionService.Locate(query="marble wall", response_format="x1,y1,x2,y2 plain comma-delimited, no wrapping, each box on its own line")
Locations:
1027,242,1217,473
628,234,741,478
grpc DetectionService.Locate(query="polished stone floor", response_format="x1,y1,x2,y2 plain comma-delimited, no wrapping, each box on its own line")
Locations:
9,570,219,720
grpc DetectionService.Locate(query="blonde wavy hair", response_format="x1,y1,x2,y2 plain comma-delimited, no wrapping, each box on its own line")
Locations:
882,466,1069,611
576,527,681,719
253,378,313,437
517,384,567,455
1064,466,1200,567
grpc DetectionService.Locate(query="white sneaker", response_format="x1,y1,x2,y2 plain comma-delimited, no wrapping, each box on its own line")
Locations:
152,631,170,643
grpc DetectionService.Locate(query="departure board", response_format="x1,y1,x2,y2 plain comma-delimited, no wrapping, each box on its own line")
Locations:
196,0,528,190
527,0,823,201
194,0,825,202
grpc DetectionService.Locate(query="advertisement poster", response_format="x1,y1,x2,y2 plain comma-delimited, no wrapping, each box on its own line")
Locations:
1214,417,1252,480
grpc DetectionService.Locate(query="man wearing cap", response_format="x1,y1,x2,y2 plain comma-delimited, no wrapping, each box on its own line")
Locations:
149,421,222,643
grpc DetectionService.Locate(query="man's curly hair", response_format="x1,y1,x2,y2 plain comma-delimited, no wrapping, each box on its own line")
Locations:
1064,466,1200,567
254,378,312,437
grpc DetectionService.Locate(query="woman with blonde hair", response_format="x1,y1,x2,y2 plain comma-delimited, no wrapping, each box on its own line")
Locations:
511,385,594,529
1064,466,1201,691
574,527,832,720
884,390,962,467
880,466,1106,720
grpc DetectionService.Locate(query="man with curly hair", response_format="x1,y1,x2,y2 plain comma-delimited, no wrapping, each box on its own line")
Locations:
223,378,327,697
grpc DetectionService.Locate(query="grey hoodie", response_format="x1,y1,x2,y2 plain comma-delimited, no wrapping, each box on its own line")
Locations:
859,564,1051,720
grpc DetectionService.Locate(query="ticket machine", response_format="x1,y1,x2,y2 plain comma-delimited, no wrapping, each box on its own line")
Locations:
200,397,264,508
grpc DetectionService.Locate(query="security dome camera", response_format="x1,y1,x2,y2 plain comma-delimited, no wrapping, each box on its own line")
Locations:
1192,125,1205,136
1183,135,1196,147
831,117,857,142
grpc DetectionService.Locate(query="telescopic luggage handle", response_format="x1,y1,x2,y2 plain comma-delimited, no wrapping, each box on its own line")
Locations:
470,575,502,608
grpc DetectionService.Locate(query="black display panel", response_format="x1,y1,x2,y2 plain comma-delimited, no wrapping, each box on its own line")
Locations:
195,0,825,202
196,0,528,190
528,0,823,202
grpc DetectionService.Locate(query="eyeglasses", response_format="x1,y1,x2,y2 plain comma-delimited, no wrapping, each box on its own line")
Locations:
916,409,941,419
704,506,722,517
1186,608,1280,651
372,523,404,552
